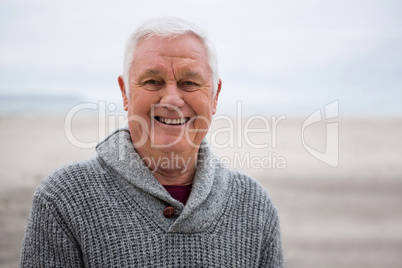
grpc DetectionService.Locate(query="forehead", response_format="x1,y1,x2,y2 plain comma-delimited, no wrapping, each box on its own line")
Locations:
132,35,209,71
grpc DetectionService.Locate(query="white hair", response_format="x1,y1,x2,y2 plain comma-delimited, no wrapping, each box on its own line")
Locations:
122,16,219,97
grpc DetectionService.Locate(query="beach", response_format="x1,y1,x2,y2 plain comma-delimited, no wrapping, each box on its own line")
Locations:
1,115,401,267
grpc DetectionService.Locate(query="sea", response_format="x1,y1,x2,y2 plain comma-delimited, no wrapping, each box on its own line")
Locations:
0,94,125,116
1,93,401,118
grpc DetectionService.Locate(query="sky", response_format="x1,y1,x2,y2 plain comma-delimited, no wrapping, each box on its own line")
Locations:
0,0,401,116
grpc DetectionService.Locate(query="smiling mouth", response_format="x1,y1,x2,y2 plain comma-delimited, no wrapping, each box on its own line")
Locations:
155,116,190,125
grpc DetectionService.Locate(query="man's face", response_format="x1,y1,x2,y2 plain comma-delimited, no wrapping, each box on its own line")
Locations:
119,34,221,158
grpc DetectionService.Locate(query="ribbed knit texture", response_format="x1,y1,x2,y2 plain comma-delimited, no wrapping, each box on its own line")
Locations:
20,128,284,267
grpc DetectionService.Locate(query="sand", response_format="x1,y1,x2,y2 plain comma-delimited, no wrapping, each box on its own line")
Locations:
1,115,401,267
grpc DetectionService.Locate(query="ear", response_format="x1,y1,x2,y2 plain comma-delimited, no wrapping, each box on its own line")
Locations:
212,79,222,115
118,75,129,111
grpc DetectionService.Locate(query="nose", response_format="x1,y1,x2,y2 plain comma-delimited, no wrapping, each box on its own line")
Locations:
159,84,185,109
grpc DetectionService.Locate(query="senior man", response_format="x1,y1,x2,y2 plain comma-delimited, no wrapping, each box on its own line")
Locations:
20,17,284,267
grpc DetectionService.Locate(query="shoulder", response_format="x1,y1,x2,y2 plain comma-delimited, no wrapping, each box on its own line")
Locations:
221,168,281,237
34,157,112,204
223,168,279,215
226,169,272,201
42,157,104,184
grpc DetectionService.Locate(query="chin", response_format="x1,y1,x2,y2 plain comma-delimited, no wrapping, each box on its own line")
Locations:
152,136,196,154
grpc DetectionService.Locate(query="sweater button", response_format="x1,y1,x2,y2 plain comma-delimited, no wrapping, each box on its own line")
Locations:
163,206,175,218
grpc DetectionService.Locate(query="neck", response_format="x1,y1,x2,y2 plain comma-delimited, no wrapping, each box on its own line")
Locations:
153,168,195,186
138,150,198,186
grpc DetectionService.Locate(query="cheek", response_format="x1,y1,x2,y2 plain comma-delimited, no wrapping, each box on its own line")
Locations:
128,90,159,116
186,91,214,113
186,96,214,129
126,93,154,138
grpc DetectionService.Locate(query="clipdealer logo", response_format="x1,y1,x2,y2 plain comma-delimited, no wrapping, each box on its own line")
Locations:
64,100,340,168
301,100,339,167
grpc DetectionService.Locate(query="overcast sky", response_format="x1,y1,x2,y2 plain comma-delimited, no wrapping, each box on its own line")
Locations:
1,0,401,116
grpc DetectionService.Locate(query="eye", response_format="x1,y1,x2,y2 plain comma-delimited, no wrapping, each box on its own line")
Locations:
142,79,164,90
184,81,197,86
145,79,159,85
179,81,199,91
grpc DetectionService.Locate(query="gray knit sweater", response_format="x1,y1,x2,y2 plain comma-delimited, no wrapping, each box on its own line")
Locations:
20,128,284,267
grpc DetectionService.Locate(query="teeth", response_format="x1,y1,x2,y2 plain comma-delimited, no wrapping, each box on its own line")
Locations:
157,117,188,125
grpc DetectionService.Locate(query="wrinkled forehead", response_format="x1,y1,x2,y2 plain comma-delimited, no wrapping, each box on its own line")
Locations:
130,35,211,80
133,34,208,62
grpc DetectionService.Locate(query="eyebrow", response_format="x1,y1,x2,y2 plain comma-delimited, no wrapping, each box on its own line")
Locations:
181,71,203,80
137,69,161,81
136,69,204,82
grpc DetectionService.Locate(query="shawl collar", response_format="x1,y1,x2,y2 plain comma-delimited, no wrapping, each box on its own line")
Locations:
96,128,230,233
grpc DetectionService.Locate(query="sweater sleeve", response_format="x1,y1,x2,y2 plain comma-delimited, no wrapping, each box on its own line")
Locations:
20,191,84,268
258,205,284,268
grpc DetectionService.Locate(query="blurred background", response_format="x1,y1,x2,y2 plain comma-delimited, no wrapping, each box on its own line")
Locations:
1,0,401,267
